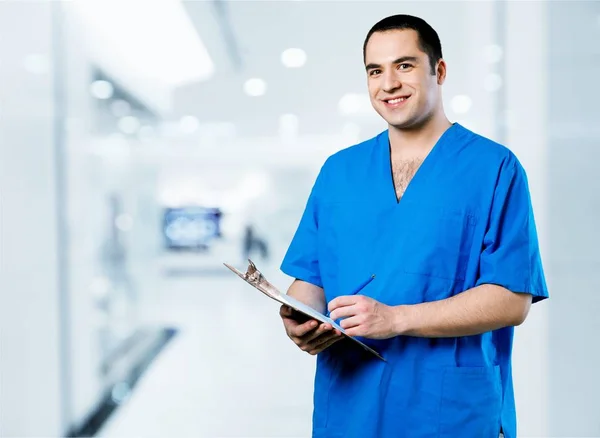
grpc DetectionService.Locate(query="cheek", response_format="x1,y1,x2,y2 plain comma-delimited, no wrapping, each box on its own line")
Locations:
367,83,378,100
406,81,434,106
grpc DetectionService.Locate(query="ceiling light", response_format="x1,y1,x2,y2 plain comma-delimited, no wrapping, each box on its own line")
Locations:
118,116,140,134
281,48,307,68
484,73,503,92
338,93,371,115
451,95,472,114
483,45,503,64
244,78,267,97
90,80,114,99
180,115,200,134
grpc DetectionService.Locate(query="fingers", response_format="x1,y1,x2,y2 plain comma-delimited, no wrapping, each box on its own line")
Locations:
280,305,311,323
279,305,343,355
302,324,334,345
291,323,330,347
339,315,362,330
328,295,358,313
308,327,339,347
303,323,334,343
279,305,293,318
280,305,319,337
308,335,342,355
329,304,357,321
289,319,319,337
303,325,343,354
289,323,342,354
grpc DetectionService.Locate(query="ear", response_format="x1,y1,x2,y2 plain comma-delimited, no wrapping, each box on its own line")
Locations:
436,59,447,85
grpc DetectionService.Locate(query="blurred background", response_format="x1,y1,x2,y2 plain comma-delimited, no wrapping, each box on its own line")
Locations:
0,0,598,437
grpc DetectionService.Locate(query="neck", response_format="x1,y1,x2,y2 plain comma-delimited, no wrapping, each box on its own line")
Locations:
388,112,452,155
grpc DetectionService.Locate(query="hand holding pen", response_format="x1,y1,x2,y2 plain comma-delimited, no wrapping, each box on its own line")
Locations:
328,274,400,340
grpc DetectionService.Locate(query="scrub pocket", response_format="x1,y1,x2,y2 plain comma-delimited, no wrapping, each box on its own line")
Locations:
438,365,503,438
400,202,478,282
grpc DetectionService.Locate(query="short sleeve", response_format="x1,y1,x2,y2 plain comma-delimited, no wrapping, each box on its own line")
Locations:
476,156,549,303
280,165,327,288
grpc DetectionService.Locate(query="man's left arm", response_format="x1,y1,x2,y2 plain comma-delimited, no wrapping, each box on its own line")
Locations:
394,284,532,338
327,285,533,339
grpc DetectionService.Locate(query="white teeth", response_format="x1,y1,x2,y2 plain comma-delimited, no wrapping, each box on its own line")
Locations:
387,97,407,104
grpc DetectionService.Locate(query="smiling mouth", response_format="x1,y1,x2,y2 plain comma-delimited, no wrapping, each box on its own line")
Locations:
383,96,410,105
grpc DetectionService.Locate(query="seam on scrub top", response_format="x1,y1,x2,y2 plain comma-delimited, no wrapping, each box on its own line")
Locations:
401,269,465,282
324,358,343,429
436,368,446,438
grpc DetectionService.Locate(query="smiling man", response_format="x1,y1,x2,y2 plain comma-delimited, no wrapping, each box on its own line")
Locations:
279,14,548,438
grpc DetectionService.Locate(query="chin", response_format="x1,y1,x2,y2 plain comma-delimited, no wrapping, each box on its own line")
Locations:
385,111,433,131
375,107,413,129
385,117,417,130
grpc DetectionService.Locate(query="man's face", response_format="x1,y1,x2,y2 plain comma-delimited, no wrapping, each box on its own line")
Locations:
364,29,444,129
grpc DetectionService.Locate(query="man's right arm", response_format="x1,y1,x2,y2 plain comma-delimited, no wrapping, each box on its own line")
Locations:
280,279,342,355
286,279,326,314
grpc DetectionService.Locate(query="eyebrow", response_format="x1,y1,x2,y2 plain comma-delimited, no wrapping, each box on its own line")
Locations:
365,56,419,71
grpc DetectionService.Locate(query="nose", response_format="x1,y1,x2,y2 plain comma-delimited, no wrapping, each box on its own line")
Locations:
382,70,401,93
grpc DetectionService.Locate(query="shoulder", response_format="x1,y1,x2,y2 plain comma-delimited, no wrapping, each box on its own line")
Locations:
320,131,384,172
454,124,522,172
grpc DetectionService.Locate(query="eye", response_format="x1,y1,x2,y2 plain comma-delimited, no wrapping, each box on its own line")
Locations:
369,69,382,76
398,63,413,70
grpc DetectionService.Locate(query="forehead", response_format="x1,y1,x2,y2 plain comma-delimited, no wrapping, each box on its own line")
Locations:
364,29,424,63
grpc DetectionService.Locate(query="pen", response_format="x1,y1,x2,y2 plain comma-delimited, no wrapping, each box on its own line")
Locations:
349,274,376,295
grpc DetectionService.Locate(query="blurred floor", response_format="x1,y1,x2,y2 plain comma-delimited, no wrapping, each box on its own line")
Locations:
97,256,316,438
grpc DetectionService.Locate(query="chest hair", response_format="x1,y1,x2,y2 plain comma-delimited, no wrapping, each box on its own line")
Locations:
391,158,424,200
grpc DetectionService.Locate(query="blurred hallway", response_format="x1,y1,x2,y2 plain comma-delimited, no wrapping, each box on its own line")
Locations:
98,259,316,438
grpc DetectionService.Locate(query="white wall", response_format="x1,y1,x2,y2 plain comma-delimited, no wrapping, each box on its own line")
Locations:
60,5,105,430
504,2,550,437
505,3,600,436
61,4,167,429
546,2,600,436
0,2,64,436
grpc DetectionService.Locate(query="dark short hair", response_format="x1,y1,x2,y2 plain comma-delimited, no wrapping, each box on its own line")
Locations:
363,14,443,75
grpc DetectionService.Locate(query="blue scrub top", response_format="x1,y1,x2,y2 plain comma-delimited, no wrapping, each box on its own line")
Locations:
280,123,548,438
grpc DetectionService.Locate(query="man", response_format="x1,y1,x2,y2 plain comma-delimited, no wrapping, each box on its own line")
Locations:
279,14,548,438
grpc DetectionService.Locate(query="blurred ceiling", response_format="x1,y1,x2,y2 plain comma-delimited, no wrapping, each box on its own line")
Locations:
174,1,496,140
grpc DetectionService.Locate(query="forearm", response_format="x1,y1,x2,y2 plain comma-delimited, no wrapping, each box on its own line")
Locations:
287,279,326,314
395,284,532,338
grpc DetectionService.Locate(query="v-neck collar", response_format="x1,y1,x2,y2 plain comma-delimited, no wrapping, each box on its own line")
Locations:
380,123,459,206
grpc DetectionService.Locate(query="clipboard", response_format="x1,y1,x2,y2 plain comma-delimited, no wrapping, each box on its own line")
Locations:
223,259,385,361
